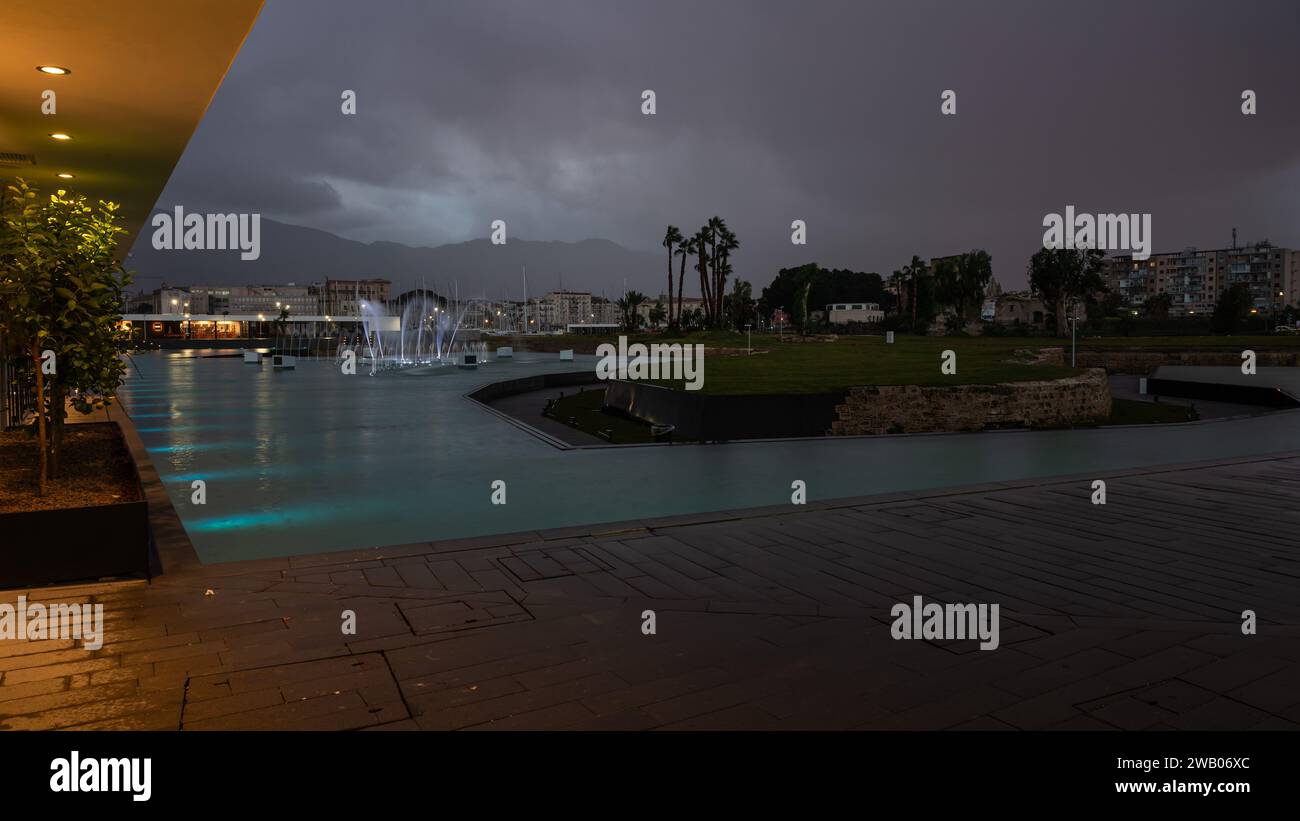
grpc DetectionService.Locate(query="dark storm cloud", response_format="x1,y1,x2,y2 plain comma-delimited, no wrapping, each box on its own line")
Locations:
149,0,1300,289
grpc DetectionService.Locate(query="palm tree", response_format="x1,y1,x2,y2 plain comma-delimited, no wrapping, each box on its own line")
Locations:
273,306,290,350
693,228,711,326
649,300,667,328
715,226,738,327
616,290,648,331
704,217,725,323
675,237,694,328
905,255,926,327
662,225,683,327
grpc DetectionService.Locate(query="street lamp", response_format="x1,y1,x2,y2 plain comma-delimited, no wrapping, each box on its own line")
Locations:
745,323,753,355
1068,314,1083,367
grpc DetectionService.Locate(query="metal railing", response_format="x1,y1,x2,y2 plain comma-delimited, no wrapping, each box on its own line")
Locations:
1,333,34,429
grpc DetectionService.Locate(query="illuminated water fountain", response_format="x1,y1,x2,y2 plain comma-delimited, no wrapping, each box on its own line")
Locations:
346,294,492,374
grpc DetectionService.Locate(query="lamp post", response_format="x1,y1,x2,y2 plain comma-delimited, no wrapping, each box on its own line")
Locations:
745,323,752,356
1068,314,1082,367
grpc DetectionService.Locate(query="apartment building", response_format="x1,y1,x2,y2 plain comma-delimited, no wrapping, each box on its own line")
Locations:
318,278,392,317
544,290,593,329
1103,242,1294,316
591,296,619,325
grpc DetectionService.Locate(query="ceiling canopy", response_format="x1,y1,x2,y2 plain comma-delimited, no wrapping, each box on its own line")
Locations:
0,0,264,253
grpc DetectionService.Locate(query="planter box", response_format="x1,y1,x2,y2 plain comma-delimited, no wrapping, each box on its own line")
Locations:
603,381,845,440
0,426,152,589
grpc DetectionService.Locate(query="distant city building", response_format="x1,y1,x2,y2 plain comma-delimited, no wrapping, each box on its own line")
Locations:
634,294,697,326
826,302,884,324
592,296,619,326
152,287,192,314
1102,242,1295,316
991,292,1047,326
643,295,704,325
544,290,592,329
319,278,391,317
149,284,318,316
187,285,232,314
228,284,317,316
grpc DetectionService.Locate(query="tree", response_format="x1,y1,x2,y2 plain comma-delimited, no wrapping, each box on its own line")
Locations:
693,228,710,326
1028,246,1106,336
674,236,695,329
1212,283,1254,333
1088,290,1126,329
662,225,682,327
1142,293,1172,321
759,264,886,322
932,250,992,329
789,264,818,335
273,305,291,347
724,279,753,331
616,290,647,331
648,300,666,329
0,179,131,492
713,224,739,327
660,218,741,329
905,255,927,328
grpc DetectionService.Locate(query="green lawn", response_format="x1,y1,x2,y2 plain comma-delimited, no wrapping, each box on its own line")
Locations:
651,335,1080,395
518,329,1299,397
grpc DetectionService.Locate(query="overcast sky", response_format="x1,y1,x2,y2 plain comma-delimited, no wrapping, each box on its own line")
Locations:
148,0,1300,290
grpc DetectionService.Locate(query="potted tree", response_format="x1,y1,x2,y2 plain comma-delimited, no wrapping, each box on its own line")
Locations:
0,179,148,588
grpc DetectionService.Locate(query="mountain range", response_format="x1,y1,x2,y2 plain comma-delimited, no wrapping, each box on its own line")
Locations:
125,214,666,299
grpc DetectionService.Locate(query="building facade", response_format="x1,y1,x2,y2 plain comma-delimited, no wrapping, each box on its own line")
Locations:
543,290,593,330
826,302,884,324
991,292,1047,326
1103,243,1295,316
319,278,392,318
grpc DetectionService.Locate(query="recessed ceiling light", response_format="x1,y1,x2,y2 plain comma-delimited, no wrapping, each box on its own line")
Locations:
37,65,71,75
56,173,75,179
49,133,72,140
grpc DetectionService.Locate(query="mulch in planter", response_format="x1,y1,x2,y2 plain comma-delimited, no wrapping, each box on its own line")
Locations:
0,422,142,513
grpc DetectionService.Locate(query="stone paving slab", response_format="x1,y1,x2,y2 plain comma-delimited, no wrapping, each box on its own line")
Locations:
2,453,1299,730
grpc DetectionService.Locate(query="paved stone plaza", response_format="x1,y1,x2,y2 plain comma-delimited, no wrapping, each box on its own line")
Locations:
3,449,1299,731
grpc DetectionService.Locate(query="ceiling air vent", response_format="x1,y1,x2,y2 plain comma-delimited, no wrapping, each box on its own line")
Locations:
0,152,37,167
